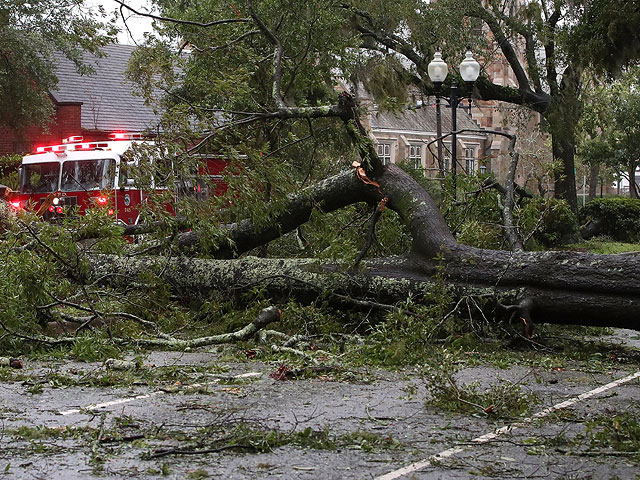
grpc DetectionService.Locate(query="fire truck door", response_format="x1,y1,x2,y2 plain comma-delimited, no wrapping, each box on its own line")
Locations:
116,179,142,225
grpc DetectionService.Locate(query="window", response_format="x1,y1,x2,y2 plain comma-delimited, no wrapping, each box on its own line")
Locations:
377,143,392,165
61,159,116,191
465,148,475,174
466,158,475,174
408,145,422,169
479,165,487,174
21,163,60,193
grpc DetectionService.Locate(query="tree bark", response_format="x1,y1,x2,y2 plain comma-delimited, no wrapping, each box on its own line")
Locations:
551,130,579,215
629,161,638,199
88,165,640,331
588,163,599,201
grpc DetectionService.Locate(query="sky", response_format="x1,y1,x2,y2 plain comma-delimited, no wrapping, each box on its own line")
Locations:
86,0,157,45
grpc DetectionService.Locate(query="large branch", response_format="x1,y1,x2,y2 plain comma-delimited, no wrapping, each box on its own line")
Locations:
176,169,377,257
86,248,640,330
113,0,252,28
474,77,550,113
470,4,531,92
163,162,640,302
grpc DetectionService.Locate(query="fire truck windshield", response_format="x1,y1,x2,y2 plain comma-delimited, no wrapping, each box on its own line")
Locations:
21,163,60,193
60,159,115,192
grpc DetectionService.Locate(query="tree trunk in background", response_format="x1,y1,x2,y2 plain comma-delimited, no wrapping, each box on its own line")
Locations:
588,163,599,201
549,67,582,216
552,132,579,214
629,161,639,198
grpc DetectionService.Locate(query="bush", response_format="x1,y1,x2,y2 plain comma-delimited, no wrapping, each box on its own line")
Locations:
441,173,578,250
0,154,21,190
518,197,578,248
580,197,640,242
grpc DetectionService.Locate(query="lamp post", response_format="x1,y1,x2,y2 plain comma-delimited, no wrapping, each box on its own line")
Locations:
428,48,480,198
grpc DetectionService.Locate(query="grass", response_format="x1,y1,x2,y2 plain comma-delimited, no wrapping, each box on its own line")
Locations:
567,237,640,254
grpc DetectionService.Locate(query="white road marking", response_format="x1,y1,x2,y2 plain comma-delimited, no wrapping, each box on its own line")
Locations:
58,372,262,416
376,371,640,480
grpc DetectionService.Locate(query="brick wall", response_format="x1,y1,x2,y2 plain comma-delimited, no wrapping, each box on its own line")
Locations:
0,102,94,156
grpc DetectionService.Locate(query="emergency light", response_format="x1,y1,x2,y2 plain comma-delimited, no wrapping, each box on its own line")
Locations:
34,132,143,154
109,132,143,141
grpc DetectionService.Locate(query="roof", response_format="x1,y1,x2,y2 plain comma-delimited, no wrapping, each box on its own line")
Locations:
371,103,484,136
50,44,160,133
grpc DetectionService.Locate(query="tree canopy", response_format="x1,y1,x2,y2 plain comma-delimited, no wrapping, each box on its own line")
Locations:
118,0,640,215
579,68,640,197
0,0,117,130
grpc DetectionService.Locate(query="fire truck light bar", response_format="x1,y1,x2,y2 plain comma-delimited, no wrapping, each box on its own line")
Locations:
34,132,143,154
73,143,110,150
35,142,113,153
109,132,143,141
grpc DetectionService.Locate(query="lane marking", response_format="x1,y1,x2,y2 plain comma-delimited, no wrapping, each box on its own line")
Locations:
58,372,262,416
376,371,640,480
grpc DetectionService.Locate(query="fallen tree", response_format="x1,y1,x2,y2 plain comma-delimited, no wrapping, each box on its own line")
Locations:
86,161,640,331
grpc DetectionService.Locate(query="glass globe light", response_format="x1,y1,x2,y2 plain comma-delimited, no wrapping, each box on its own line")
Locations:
459,49,480,83
427,51,449,85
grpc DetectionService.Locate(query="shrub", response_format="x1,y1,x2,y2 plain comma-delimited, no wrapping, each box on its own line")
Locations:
0,154,21,189
518,197,578,248
580,197,640,242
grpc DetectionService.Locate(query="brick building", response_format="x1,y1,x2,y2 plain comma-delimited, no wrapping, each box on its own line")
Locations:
0,44,160,156
367,104,489,177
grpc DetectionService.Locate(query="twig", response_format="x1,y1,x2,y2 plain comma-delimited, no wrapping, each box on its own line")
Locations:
147,444,254,459
0,307,281,349
100,433,145,444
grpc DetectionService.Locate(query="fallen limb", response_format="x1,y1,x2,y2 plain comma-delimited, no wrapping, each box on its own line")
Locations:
0,307,282,349
147,444,255,459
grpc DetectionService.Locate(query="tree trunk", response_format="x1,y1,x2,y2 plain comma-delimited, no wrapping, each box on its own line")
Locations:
88,165,640,331
552,132,579,215
588,163,599,201
549,66,582,216
629,161,638,199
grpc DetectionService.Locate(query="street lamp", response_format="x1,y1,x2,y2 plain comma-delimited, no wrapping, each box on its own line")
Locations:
428,48,481,197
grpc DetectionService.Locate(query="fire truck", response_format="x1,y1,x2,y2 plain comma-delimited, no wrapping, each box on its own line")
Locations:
7,133,228,225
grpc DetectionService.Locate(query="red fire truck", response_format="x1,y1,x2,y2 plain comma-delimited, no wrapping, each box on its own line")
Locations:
8,133,228,225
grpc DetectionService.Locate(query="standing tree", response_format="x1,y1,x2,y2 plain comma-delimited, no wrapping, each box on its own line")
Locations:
0,0,117,131
339,0,640,214
578,68,640,198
